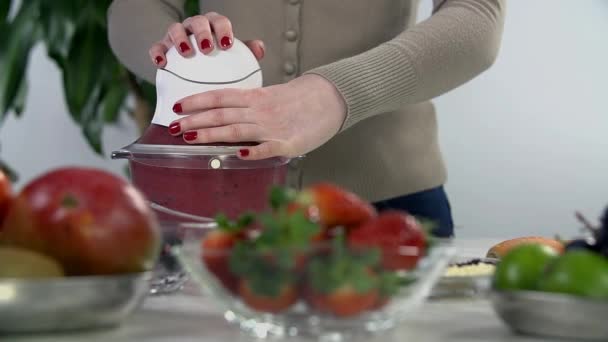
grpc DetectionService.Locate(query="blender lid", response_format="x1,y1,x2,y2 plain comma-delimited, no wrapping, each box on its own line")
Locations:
162,35,261,84
111,142,294,169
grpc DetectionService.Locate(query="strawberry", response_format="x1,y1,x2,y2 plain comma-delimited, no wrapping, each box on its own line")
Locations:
313,284,379,317
253,208,321,272
202,213,253,294
296,183,376,228
238,278,298,314
230,240,299,313
306,236,381,317
348,211,426,271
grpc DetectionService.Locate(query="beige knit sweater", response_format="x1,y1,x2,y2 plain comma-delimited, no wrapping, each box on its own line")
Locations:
108,0,506,202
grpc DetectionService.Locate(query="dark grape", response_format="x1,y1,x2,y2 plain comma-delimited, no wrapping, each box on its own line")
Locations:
596,205,608,254
565,239,598,252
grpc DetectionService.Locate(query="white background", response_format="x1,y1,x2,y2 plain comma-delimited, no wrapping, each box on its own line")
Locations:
1,0,606,238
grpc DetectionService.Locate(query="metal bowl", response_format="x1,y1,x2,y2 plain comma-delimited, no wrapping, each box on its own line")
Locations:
0,272,151,334
490,289,608,341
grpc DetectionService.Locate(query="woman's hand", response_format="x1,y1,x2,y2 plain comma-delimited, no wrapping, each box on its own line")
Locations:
169,74,347,160
148,12,265,66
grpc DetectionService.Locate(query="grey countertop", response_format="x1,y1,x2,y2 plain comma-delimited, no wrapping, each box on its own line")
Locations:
8,238,579,342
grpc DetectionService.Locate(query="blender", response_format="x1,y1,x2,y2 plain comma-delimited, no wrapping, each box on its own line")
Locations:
112,35,303,294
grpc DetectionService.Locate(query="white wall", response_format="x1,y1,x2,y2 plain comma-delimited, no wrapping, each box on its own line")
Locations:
1,0,606,238
0,44,140,188
420,0,608,237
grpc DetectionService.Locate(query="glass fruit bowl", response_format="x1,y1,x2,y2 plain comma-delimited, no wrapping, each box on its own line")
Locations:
172,221,455,340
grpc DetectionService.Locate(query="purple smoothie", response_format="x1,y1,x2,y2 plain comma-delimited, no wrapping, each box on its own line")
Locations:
131,124,288,220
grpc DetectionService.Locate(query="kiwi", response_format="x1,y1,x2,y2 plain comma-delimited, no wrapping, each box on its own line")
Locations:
0,246,64,279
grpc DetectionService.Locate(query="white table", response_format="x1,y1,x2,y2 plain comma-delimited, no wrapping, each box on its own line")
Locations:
10,239,578,342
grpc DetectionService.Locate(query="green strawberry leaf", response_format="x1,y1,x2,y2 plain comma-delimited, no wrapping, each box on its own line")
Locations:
378,271,401,297
228,241,293,297
215,212,255,233
228,241,256,276
245,267,293,298
414,216,438,251
269,185,297,210
256,208,320,250
308,234,380,294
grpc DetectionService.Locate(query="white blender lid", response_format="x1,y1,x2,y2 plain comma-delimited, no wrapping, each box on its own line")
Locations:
152,35,263,127
163,35,261,83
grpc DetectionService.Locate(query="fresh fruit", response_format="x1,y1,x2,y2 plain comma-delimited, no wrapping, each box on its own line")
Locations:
295,182,376,228
311,283,379,317
537,250,608,299
493,244,559,291
0,246,64,278
347,211,426,270
0,170,12,229
486,237,564,259
306,237,381,317
0,167,161,275
238,278,298,313
202,213,252,293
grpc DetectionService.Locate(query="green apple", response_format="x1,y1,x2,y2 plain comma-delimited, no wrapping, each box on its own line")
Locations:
493,244,559,291
538,250,608,299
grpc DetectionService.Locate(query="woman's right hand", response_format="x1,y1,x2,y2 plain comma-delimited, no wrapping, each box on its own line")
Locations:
148,12,265,67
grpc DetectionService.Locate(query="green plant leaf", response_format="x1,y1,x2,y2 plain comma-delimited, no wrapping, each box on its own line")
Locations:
0,1,10,24
100,83,127,123
0,157,18,183
38,1,77,66
138,78,157,108
0,1,40,120
184,0,200,17
91,1,113,28
12,77,27,117
62,21,106,122
80,84,106,154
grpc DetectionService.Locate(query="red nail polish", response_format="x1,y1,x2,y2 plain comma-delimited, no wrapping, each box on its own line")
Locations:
179,42,190,53
155,56,164,65
201,39,212,50
239,149,250,157
168,122,181,134
220,36,232,48
184,131,198,141
173,103,183,113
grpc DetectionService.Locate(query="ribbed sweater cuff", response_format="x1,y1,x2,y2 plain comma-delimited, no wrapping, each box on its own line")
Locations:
304,43,418,131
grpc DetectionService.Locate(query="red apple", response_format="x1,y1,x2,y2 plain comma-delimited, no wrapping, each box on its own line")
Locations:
0,167,161,275
0,169,12,229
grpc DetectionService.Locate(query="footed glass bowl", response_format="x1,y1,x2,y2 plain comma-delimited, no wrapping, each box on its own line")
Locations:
172,223,455,340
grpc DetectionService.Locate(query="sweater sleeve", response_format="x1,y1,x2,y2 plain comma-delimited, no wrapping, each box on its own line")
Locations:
305,0,506,131
107,0,186,84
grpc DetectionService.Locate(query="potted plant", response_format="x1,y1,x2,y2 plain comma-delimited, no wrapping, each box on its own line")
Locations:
0,0,198,181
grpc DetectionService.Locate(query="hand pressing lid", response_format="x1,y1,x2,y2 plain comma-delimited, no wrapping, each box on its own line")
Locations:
153,34,263,127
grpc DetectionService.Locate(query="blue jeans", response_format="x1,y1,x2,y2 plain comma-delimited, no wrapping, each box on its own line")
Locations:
373,186,454,238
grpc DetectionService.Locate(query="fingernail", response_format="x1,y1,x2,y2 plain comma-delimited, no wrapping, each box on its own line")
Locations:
239,149,250,157
179,42,190,53
184,131,198,142
168,122,181,135
173,103,183,113
154,56,164,65
220,36,232,48
201,39,212,51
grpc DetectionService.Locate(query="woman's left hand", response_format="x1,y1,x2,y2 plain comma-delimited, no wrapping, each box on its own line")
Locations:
169,74,347,160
